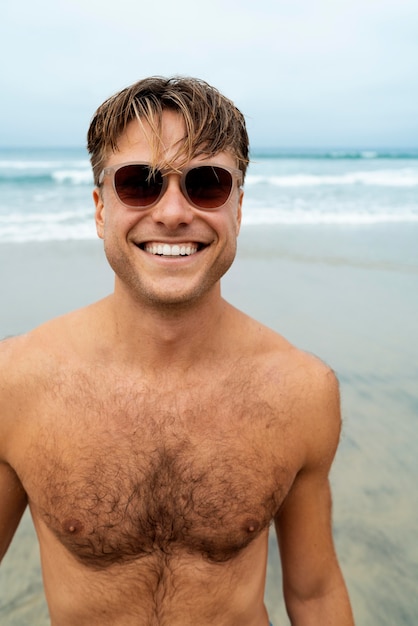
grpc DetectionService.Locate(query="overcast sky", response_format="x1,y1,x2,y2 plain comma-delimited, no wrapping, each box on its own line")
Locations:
1,0,418,149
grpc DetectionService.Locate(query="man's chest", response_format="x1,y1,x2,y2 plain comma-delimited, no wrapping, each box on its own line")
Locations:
19,374,297,568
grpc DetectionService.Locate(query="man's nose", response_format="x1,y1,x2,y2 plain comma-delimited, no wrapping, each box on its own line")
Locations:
150,176,194,228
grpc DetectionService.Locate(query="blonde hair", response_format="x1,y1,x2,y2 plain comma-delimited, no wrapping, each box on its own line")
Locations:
87,76,249,186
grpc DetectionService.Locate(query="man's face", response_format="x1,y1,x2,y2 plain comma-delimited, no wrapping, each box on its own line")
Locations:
93,110,243,309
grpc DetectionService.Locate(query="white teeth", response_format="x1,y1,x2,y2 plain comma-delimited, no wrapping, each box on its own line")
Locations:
144,243,198,256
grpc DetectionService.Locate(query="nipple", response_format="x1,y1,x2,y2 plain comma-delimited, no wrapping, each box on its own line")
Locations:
245,518,260,534
62,518,84,534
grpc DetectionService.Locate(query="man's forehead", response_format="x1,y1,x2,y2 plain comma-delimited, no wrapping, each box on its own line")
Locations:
120,111,185,150
107,112,236,170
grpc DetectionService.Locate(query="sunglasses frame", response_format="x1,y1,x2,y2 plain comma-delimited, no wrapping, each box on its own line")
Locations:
98,162,243,211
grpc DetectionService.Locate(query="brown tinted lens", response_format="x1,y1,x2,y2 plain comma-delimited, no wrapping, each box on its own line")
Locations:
114,165,164,207
185,166,233,208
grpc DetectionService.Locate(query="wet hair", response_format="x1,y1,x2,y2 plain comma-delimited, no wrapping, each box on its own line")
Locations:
87,76,249,186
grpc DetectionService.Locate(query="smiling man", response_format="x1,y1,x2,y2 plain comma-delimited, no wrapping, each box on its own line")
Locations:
0,77,354,626
93,107,243,310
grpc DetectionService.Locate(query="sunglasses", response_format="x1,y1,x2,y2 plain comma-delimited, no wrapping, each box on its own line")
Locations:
98,163,243,211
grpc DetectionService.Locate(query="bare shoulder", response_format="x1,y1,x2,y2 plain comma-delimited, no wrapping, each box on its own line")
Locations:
288,346,341,465
0,333,41,461
0,315,72,376
0,304,100,443
0,332,41,391
0,323,64,417
0,296,108,368
233,311,341,467
276,342,341,471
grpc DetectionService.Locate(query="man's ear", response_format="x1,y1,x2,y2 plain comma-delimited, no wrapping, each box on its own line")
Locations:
93,188,105,240
236,188,244,236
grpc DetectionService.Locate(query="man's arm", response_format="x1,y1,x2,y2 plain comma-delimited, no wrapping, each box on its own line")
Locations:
275,365,354,625
0,461,27,563
0,338,28,562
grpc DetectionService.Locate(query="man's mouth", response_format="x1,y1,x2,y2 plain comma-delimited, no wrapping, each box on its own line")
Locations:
140,242,202,257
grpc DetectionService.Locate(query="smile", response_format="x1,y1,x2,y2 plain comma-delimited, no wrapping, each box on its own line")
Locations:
142,243,200,257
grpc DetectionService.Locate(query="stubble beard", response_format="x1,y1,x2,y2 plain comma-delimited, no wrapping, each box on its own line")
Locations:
104,240,237,313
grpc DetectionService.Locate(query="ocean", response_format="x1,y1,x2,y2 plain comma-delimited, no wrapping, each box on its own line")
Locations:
1,147,418,242
0,147,417,625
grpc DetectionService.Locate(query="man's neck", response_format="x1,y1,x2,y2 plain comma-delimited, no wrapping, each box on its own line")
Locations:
101,283,231,372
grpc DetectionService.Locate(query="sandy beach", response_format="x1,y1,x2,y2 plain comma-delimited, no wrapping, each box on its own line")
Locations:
1,223,417,625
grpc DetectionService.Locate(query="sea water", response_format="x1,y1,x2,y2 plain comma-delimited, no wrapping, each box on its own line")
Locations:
1,147,418,242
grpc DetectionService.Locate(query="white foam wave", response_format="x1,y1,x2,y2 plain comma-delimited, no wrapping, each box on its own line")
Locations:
0,210,89,224
0,220,97,243
0,160,90,169
246,169,418,188
328,150,379,159
0,208,96,242
52,170,93,184
242,209,418,226
2,209,417,242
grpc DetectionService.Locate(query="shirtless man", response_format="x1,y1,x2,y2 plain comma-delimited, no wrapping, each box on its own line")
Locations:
0,77,354,625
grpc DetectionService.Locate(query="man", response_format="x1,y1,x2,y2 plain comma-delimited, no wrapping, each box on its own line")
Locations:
0,77,354,625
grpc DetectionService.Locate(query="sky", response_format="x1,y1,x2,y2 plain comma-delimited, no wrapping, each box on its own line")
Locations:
1,0,418,149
